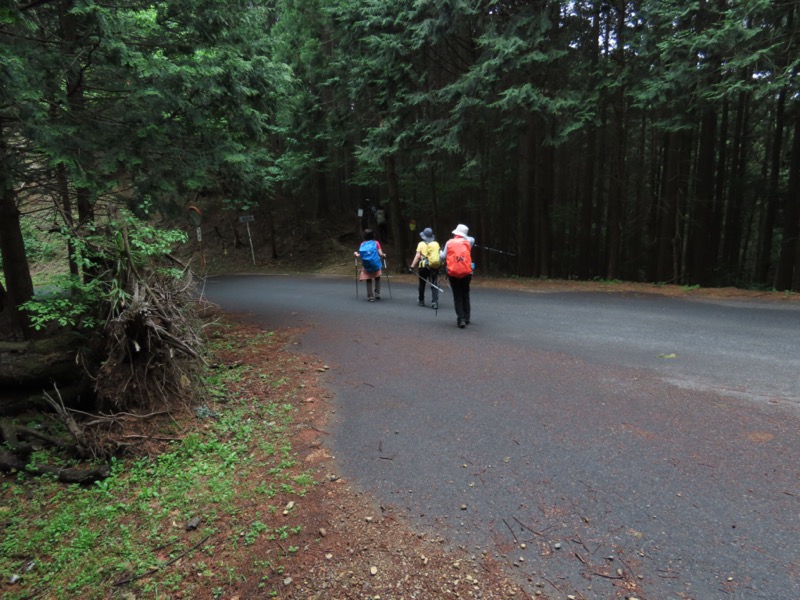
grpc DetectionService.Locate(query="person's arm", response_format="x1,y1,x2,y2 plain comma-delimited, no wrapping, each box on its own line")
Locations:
410,250,422,270
439,240,449,263
376,241,386,259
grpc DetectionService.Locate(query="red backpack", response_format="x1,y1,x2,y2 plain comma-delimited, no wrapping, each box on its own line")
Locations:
446,237,473,278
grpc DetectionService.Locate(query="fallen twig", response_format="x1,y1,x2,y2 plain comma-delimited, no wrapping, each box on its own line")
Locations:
113,533,213,586
572,534,592,555
122,434,182,442
512,515,544,536
42,384,89,457
502,518,519,544
593,571,623,580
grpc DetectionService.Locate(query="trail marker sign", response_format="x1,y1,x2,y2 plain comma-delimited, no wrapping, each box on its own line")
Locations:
238,215,256,264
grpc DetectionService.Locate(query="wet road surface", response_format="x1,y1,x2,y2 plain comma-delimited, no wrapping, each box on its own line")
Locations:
204,274,800,599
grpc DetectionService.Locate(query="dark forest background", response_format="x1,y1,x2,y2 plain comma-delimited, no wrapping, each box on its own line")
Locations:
2,0,800,342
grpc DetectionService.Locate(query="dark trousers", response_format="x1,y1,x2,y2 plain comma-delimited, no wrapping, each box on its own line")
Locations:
449,274,471,322
418,268,439,303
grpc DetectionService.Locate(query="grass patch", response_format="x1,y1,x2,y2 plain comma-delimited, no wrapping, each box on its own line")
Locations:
0,324,316,599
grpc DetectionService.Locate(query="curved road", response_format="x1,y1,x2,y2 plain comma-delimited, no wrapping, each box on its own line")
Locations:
204,274,800,599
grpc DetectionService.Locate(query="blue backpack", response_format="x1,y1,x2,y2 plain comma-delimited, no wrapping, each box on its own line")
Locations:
359,240,382,272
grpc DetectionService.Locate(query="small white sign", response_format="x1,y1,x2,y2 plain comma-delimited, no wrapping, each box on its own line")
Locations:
357,209,364,217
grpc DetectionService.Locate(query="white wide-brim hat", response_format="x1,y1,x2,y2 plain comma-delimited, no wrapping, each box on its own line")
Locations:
452,224,469,238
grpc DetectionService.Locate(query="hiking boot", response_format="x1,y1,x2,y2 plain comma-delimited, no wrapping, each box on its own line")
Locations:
431,302,438,310
375,293,381,300
417,300,425,307
457,318,465,328
368,296,375,302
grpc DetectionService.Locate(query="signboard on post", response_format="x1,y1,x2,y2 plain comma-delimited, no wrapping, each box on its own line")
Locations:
239,215,256,265
187,206,205,266
188,206,203,241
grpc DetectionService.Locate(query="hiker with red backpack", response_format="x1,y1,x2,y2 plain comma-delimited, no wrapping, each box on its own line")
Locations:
440,224,475,328
354,228,386,302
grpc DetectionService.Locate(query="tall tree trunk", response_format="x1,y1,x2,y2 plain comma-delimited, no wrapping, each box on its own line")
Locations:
578,127,597,279
655,130,684,282
384,154,406,268
712,98,730,283
777,112,800,290
686,0,723,286
721,89,750,280
429,166,440,236
313,140,329,220
755,88,786,284
629,113,649,281
577,2,600,279
594,5,612,277
688,107,718,285
60,0,95,281
606,0,626,280
0,181,34,340
517,118,537,277
56,163,80,278
477,165,490,275
536,136,553,278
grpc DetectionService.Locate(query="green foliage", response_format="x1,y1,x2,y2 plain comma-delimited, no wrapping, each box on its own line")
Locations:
0,326,316,600
21,276,101,331
20,219,57,264
1,0,295,306
223,197,260,213
20,211,188,332
4,0,799,300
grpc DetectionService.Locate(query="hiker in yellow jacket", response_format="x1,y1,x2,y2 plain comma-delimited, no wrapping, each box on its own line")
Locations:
409,227,440,310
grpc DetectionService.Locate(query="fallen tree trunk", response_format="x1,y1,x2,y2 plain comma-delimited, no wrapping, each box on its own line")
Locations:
0,334,83,386
0,418,109,484
0,451,109,484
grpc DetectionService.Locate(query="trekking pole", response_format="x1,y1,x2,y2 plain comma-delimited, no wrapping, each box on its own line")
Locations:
354,256,359,300
474,244,516,256
440,272,451,293
382,257,392,299
408,268,445,293
432,270,442,317
432,275,439,317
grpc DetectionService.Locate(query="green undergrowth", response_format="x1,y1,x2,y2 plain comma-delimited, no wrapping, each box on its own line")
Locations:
0,324,316,599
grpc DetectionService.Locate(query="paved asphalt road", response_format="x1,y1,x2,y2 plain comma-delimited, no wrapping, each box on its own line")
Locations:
204,274,800,599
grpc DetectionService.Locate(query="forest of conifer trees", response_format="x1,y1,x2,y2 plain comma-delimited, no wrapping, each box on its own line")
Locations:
2,0,799,340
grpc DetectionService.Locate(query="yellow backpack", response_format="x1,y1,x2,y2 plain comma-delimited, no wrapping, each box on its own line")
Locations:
420,241,441,269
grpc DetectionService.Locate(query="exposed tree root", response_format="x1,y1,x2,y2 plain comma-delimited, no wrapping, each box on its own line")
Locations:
94,266,206,415
1,225,210,478
0,450,109,484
